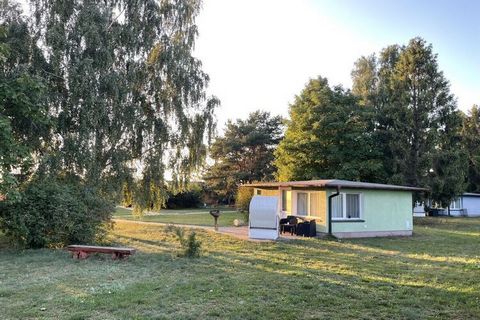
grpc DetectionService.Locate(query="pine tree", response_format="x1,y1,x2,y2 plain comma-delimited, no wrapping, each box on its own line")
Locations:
351,37,466,205
461,105,480,192
203,111,283,203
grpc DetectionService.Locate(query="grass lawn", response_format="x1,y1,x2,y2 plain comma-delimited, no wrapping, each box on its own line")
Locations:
1,217,480,319
114,207,242,227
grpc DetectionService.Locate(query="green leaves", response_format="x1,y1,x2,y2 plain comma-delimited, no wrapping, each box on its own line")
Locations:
350,38,465,203
204,111,283,203
0,6,51,202
275,77,384,182
277,38,467,206
462,105,480,193
26,0,217,211
0,178,113,248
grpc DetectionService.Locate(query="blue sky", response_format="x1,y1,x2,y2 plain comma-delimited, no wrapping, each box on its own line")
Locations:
316,0,479,91
194,0,479,130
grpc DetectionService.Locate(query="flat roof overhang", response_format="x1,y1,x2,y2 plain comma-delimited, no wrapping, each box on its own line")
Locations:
242,179,428,192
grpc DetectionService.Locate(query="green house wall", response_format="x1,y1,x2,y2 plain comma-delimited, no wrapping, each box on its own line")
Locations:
325,188,413,235
254,186,414,237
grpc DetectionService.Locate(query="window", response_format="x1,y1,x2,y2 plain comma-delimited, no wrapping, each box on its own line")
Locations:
332,194,343,218
294,192,322,216
346,194,360,218
297,192,308,216
450,198,462,209
332,193,362,220
309,193,322,217
256,189,261,195
281,190,292,213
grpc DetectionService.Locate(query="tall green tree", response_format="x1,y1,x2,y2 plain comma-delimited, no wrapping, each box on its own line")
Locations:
351,37,466,204
0,2,51,202
351,54,377,107
29,0,218,212
429,110,467,209
275,77,384,182
203,111,283,203
461,105,480,192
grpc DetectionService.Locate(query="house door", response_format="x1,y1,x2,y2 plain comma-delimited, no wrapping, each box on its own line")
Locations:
297,192,308,216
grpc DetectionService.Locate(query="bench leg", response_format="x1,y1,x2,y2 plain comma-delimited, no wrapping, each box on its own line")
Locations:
112,252,130,260
73,251,89,259
112,252,125,260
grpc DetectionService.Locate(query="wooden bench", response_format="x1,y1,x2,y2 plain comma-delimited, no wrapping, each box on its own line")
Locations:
67,245,136,260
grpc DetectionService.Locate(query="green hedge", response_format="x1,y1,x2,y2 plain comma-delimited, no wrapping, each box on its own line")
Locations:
0,179,113,248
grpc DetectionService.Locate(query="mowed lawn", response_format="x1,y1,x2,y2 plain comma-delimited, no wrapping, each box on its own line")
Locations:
1,218,480,319
114,207,241,227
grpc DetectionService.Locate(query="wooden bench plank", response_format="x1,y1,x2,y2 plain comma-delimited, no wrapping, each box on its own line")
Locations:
67,245,135,253
67,245,136,259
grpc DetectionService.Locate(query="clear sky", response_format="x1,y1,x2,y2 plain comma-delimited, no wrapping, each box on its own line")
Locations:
194,0,480,131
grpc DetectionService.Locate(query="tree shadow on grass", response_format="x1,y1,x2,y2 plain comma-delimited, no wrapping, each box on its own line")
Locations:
32,219,473,320
3,220,479,320
199,241,480,319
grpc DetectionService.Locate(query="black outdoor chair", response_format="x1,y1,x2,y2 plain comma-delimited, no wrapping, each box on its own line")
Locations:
280,216,298,235
296,219,316,237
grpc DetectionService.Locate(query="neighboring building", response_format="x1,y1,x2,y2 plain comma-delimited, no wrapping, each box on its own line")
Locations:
412,193,480,217
445,193,480,217
413,201,426,217
243,179,426,238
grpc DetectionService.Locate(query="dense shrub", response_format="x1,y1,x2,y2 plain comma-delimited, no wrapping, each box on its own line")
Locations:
0,179,113,248
235,186,254,221
166,188,202,209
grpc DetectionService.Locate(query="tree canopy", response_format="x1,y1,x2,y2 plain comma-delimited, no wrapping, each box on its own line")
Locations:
0,0,217,246
276,37,467,205
203,111,283,203
275,77,384,182
22,0,218,212
0,2,51,202
462,105,480,193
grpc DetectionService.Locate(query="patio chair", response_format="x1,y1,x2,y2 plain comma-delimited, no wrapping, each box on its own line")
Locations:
296,219,317,237
280,216,298,235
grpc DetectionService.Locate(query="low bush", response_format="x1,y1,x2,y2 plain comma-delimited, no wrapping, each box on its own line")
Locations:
0,178,113,248
166,225,202,258
235,186,254,221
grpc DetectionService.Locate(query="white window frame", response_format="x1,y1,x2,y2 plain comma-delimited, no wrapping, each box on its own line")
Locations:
296,192,309,216
294,191,323,217
331,192,363,220
450,198,462,210
281,190,288,212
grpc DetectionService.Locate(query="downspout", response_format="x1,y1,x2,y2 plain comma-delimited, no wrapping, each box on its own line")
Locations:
328,186,341,236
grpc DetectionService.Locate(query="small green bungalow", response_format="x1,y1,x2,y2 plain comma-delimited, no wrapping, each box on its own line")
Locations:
243,179,426,238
